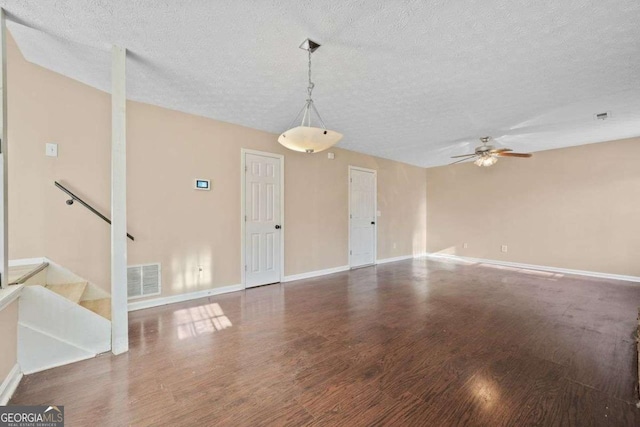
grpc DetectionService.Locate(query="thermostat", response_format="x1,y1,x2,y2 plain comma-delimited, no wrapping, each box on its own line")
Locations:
195,179,210,190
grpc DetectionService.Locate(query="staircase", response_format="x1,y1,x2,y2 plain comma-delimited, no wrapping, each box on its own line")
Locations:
10,259,111,374
43,282,111,320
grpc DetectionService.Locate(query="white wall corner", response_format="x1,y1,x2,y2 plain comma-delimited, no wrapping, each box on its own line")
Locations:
0,8,9,289
110,44,128,355
0,363,22,405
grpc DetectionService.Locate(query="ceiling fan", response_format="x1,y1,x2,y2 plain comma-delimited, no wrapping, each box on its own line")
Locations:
450,137,532,167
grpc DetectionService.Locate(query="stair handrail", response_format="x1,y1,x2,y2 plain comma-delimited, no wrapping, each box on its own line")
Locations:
54,181,135,241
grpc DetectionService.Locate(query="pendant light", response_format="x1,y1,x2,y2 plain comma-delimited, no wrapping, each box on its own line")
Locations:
278,39,343,153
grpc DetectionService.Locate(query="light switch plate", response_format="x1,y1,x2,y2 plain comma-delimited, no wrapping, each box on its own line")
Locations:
46,143,58,157
376,210,381,217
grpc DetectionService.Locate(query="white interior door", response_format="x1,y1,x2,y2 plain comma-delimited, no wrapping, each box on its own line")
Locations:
244,152,282,288
349,167,376,268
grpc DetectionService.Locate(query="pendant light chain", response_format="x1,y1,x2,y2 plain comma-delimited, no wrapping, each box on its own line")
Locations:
307,47,315,100
277,38,343,153
305,46,327,129
283,39,332,132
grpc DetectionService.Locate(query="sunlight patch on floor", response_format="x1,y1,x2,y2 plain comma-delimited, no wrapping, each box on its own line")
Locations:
174,302,232,339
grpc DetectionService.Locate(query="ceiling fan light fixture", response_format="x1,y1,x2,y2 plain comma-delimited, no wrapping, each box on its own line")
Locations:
450,136,532,167
474,155,498,167
278,39,342,154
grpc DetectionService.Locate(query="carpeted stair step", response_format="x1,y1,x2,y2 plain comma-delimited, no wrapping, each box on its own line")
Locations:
8,262,48,285
45,282,88,304
80,298,111,320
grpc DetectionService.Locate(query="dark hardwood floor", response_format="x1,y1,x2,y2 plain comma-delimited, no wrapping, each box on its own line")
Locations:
10,258,640,426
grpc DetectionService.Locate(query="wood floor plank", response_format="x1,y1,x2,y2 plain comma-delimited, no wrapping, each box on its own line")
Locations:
545,379,640,426
9,258,640,426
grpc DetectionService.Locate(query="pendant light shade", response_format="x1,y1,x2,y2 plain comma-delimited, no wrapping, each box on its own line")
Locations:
278,39,342,153
278,126,343,153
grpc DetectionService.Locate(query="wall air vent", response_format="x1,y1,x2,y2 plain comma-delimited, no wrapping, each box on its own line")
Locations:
594,111,611,120
127,263,161,299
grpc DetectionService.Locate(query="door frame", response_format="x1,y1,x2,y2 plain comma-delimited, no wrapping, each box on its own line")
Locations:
240,148,285,288
348,165,377,269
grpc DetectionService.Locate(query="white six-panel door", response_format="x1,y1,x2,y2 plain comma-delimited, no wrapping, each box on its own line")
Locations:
349,167,377,268
244,152,282,287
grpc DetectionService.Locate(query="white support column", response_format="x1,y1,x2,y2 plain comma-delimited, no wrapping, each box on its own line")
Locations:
111,45,128,354
0,9,8,289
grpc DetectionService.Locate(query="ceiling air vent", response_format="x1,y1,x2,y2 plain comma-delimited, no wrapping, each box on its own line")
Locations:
127,263,161,299
594,111,611,120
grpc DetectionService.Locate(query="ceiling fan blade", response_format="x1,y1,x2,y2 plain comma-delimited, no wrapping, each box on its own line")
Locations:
489,148,513,153
449,156,477,165
497,152,532,158
450,153,476,158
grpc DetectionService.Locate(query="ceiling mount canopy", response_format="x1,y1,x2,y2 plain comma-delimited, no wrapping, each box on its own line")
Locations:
299,38,321,53
278,38,343,154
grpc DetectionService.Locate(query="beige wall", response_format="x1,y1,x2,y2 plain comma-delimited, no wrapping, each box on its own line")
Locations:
7,35,427,298
0,300,18,383
426,137,640,276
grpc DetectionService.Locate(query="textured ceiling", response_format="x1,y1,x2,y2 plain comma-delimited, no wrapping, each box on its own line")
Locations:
2,1,640,167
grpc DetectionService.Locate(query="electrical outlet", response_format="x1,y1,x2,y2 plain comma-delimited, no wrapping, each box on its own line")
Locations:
46,142,58,157
393,243,397,249
463,242,468,249
501,245,508,253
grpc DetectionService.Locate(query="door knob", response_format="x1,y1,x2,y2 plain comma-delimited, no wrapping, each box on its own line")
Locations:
371,221,375,225
275,225,281,229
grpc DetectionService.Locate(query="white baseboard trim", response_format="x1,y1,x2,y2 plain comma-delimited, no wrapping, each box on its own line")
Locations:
283,265,350,283
22,354,96,376
427,253,640,284
376,253,427,265
8,257,48,267
0,364,22,405
128,284,244,312
376,255,413,264
18,320,104,356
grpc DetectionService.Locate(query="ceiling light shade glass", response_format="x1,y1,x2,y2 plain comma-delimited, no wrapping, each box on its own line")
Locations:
278,39,342,154
475,155,498,167
278,126,343,153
